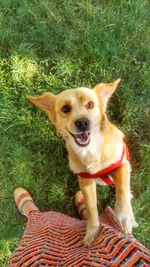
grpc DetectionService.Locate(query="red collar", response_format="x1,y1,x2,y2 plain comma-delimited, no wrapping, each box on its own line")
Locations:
77,140,130,185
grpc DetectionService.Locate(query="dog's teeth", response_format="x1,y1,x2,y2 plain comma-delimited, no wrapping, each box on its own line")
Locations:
77,136,89,145
77,137,82,144
72,131,90,146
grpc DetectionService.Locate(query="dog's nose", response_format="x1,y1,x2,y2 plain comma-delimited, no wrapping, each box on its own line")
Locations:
75,118,90,132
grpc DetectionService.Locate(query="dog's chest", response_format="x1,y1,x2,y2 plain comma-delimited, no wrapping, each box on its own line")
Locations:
69,141,102,173
69,141,123,175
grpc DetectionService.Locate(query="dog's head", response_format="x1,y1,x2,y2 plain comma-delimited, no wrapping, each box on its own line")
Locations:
27,79,121,150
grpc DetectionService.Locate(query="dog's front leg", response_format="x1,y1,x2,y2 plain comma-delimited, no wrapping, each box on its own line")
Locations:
78,177,99,246
113,162,138,234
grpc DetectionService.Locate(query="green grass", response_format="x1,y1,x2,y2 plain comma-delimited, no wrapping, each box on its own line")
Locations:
0,0,150,265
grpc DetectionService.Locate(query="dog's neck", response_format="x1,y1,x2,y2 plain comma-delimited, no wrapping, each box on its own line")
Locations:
66,119,124,174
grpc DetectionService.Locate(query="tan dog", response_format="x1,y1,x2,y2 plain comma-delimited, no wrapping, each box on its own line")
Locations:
28,79,138,246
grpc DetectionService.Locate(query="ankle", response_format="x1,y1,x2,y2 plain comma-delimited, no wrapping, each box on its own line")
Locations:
21,200,39,217
14,188,39,218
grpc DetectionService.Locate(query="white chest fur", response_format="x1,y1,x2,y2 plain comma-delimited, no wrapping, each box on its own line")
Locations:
69,131,124,175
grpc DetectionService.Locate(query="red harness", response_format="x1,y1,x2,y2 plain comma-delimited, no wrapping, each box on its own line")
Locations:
77,140,130,185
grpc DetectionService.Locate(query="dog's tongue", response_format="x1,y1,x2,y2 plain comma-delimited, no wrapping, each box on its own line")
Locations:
76,132,89,144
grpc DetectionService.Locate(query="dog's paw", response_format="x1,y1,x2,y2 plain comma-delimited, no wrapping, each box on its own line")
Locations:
132,218,138,228
115,205,138,234
116,211,132,233
84,224,99,246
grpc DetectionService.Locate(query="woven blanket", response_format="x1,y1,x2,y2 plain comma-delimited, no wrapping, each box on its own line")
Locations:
8,207,150,266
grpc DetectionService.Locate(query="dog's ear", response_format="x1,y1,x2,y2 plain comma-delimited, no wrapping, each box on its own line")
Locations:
27,93,56,124
93,78,121,113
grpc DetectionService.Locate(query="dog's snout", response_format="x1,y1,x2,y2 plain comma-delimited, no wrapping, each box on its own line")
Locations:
75,118,90,132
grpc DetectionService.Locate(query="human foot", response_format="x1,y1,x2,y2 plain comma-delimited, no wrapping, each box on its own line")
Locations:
74,190,87,219
14,188,39,217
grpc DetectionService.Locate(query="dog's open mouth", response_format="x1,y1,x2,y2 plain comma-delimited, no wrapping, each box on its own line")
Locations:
68,130,90,147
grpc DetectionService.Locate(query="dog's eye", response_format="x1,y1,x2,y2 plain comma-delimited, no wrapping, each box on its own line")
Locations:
61,104,72,113
86,101,94,109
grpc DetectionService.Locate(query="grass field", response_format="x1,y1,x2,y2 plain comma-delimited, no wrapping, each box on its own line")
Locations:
0,0,150,265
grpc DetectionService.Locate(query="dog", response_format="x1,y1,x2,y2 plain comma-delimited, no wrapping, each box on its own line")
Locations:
27,78,138,246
